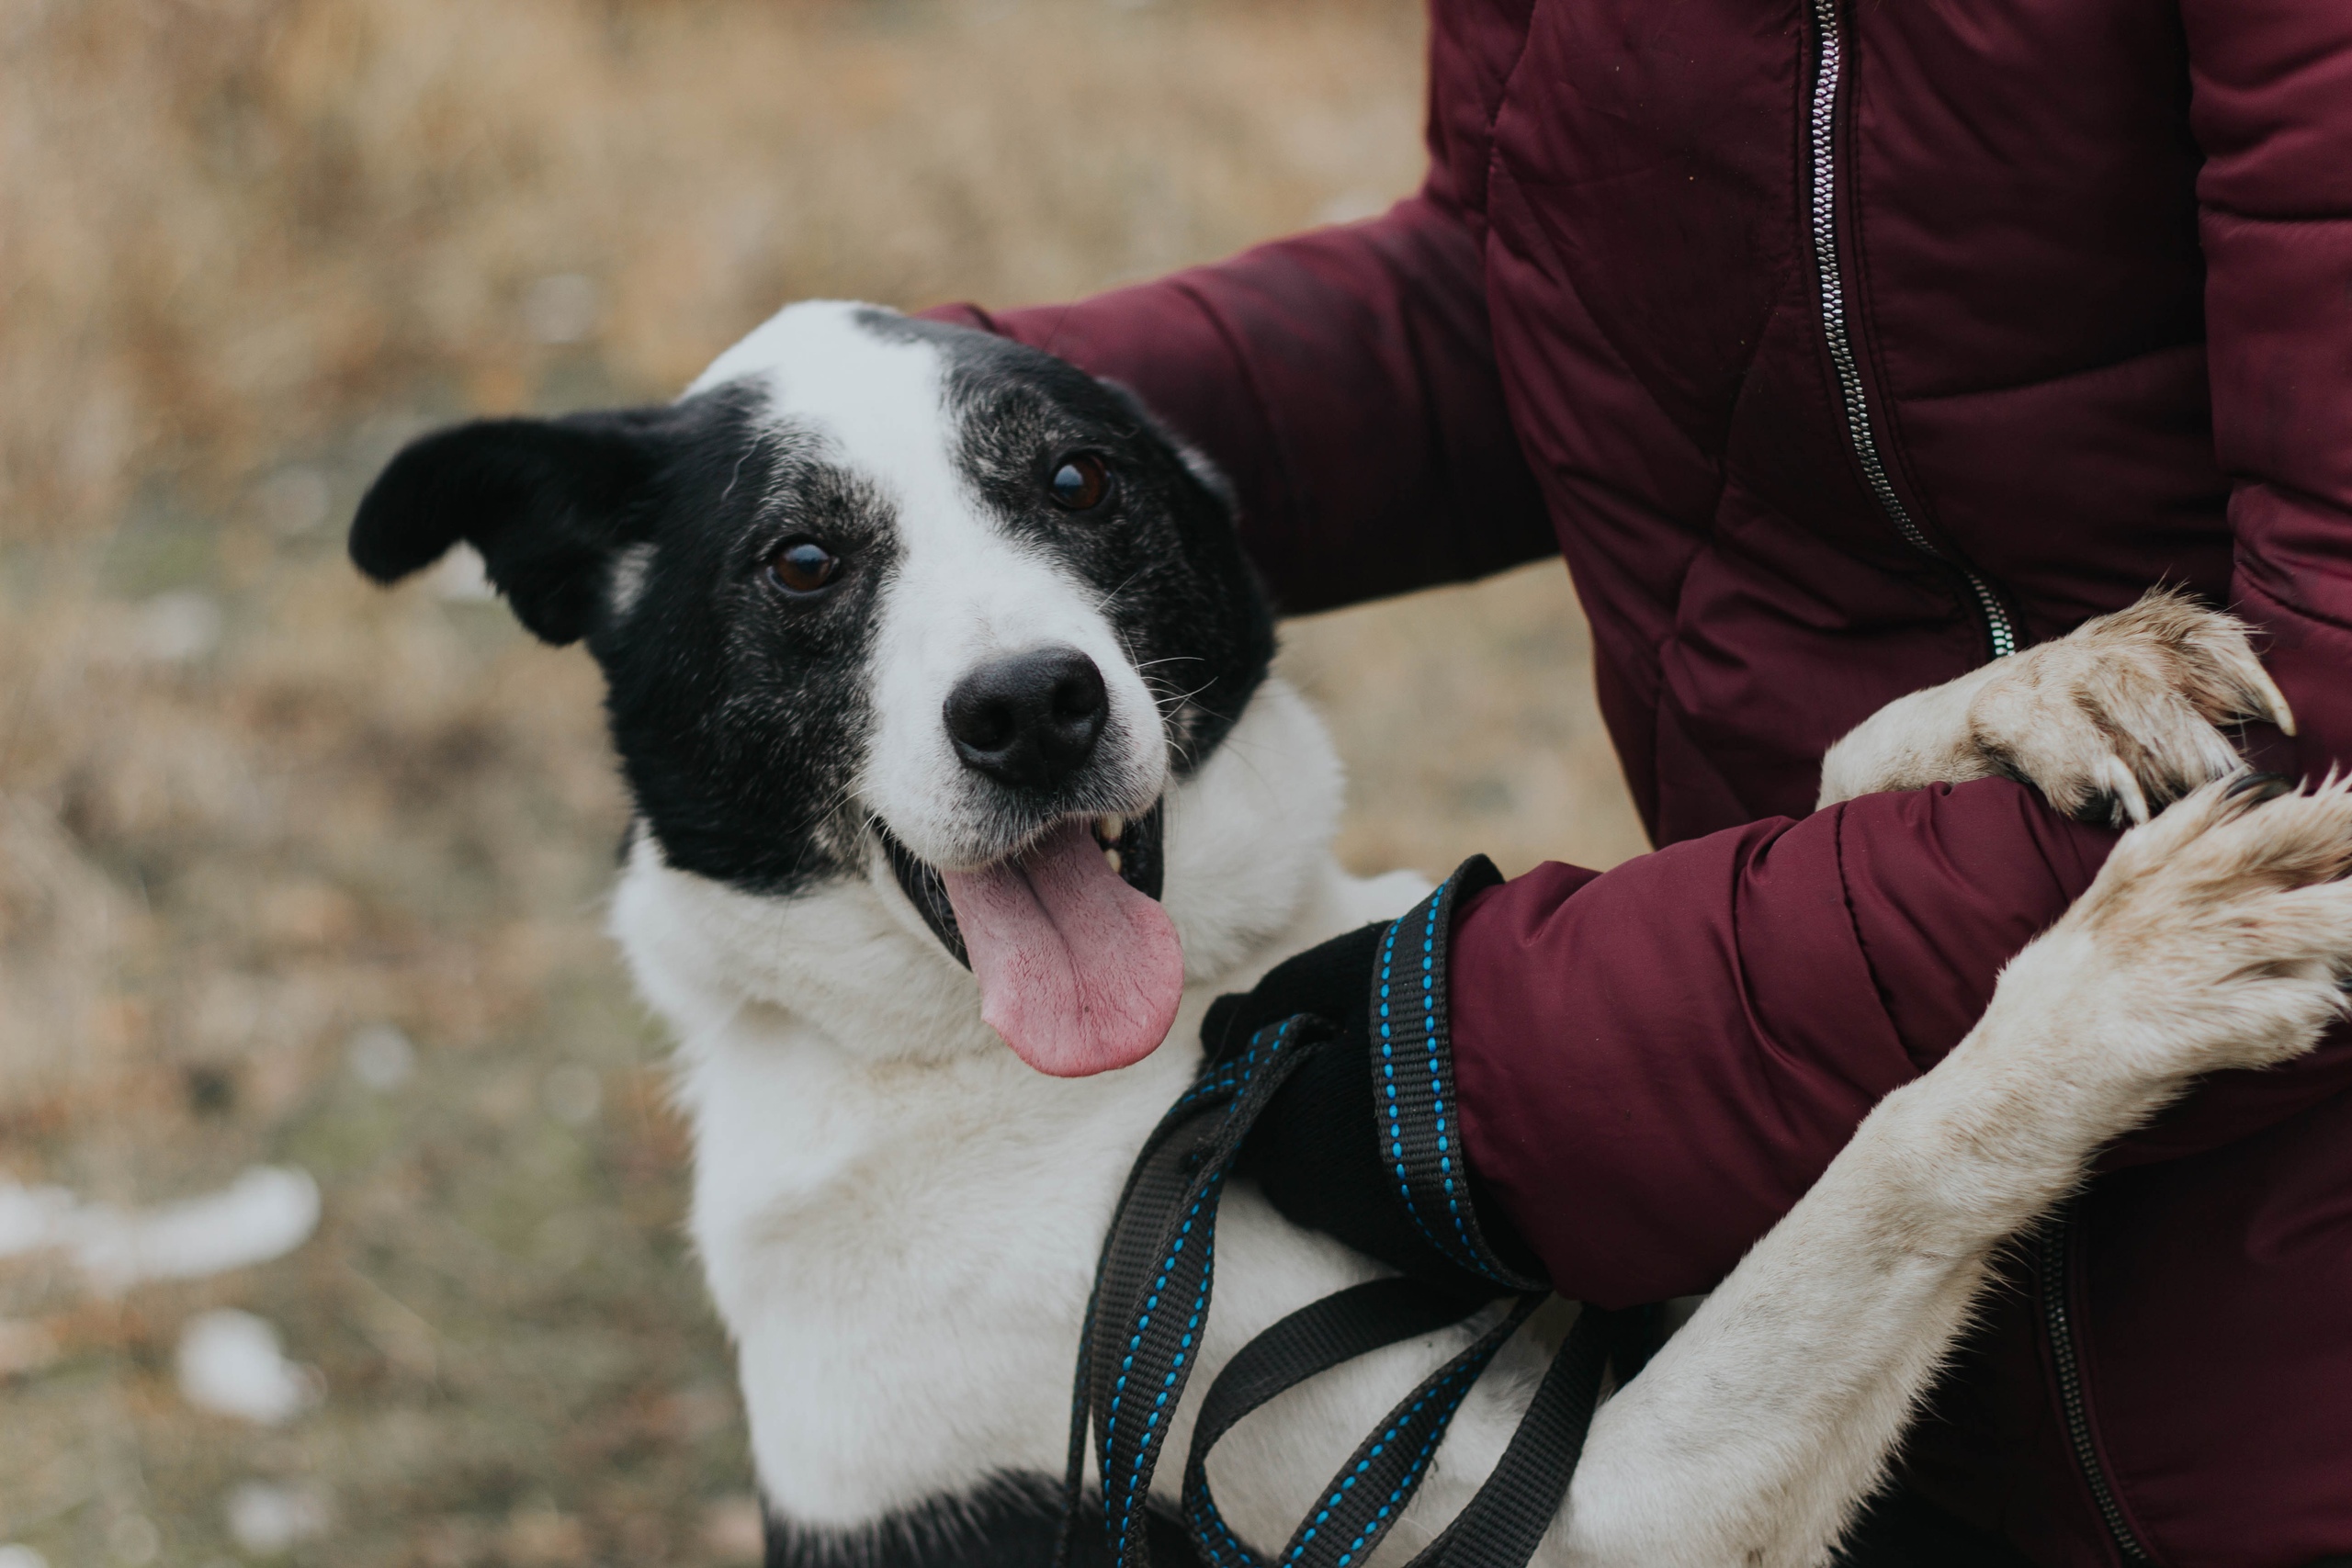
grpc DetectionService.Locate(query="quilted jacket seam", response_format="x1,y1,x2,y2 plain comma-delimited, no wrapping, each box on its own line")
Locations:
1826,800,1928,1072
1159,276,1306,548
2198,202,2352,226
1481,159,1726,507
1895,338,2209,406
1478,3,1544,184
1430,2,1544,229
2236,549,2352,637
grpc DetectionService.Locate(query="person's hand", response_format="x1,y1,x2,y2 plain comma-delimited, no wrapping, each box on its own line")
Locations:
1202,859,1544,1297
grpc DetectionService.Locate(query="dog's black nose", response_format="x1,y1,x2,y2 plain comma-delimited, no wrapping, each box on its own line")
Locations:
944,646,1108,790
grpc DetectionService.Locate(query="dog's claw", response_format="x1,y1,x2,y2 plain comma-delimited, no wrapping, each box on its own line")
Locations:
2248,660,2297,737
2097,754,2152,826
2224,769,2296,806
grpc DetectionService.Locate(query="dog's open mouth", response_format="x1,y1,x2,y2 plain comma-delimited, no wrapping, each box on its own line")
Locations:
880,805,1182,1077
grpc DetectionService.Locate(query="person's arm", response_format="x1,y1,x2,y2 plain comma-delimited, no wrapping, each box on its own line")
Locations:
1453,770,2352,1308
1196,777,2129,1307
1448,780,2114,1306
1204,599,2344,1307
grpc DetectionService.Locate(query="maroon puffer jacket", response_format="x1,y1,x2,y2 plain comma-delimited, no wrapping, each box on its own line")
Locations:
928,1,2352,1562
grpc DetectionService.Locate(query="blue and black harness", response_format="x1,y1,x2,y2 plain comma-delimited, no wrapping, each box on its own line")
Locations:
1057,866,1659,1568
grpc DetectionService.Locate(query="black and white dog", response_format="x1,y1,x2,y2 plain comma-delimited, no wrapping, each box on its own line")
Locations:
353,300,2352,1568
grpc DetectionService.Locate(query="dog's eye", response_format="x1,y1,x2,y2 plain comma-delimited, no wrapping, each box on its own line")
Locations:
1047,454,1113,513
766,539,841,595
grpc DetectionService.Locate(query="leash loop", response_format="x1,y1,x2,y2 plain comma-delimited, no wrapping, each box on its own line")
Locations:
1182,1286,1543,1568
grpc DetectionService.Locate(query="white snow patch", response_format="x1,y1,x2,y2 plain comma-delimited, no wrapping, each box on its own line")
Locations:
0,1544,51,1568
0,1166,319,1292
347,1021,417,1090
225,1481,332,1553
130,589,224,663
178,1309,323,1425
0,1184,76,1257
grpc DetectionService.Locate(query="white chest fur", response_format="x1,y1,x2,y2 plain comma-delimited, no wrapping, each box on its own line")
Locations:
611,680,1441,1532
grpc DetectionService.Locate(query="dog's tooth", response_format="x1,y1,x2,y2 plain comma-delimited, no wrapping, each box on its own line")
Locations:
1097,814,1125,844
1103,847,1123,874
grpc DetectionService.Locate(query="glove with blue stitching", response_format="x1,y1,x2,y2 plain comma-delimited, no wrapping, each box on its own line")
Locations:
1201,856,1546,1298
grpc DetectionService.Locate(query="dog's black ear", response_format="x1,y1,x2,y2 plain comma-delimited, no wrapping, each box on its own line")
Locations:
349,408,675,646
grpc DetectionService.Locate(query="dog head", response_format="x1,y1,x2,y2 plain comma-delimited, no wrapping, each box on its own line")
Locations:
350,301,1274,1075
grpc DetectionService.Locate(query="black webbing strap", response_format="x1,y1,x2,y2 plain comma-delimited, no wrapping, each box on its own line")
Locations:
1060,1010,1649,1568
1179,1280,1481,1493
1397,1301,1619,1568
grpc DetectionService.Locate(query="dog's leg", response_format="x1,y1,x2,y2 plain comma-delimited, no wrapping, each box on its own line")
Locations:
1816,586,2292,823
1546,774,2352,1568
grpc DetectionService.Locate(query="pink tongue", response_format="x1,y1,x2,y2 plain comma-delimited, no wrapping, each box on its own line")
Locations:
939,819,1185,1077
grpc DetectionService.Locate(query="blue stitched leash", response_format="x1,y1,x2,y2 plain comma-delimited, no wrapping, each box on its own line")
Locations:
1054,1017,1327,1568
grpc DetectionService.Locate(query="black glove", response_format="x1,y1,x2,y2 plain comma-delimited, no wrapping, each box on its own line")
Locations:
1202,856,1548,1298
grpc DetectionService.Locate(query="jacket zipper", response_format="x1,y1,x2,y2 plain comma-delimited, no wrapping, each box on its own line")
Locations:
1809,6,2132,1555
1803,0,2019,661
2039,1214,2154,1562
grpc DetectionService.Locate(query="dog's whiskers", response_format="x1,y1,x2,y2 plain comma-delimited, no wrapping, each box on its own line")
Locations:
1091,570,1146,616
1145,675,1216,714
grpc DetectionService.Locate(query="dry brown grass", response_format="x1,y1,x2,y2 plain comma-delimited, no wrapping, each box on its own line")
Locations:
0,2,1643,1562
2,0,1430,535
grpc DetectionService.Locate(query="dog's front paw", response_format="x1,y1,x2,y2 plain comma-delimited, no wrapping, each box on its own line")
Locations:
2015,772,2352,1082
1963,589,2292,824
1818,587,2292,823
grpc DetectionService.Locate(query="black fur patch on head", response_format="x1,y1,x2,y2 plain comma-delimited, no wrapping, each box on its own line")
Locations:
864,310,1275,775
591,413,902,893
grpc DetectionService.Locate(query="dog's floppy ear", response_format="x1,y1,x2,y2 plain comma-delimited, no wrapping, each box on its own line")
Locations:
349,408,675,646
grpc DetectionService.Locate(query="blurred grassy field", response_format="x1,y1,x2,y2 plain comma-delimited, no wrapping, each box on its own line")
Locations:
0,2,1645,1563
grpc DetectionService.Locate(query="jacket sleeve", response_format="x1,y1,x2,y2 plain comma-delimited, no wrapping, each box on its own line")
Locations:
923,189,1554,615
1447,777,2352,1306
